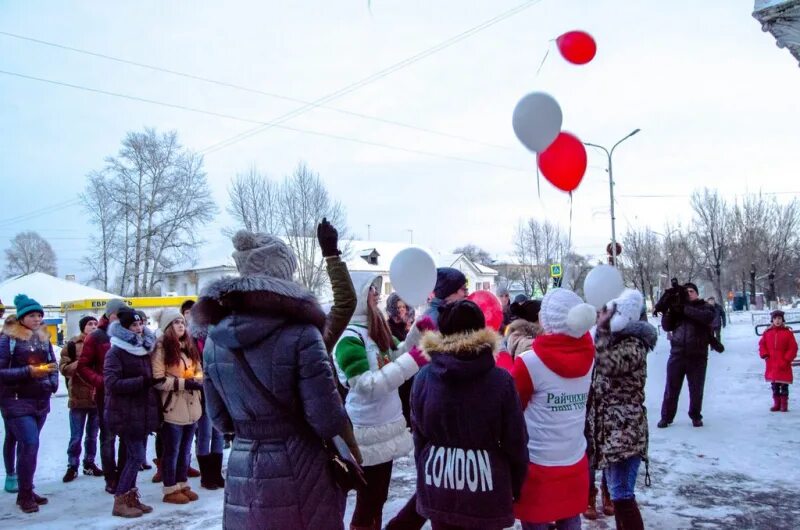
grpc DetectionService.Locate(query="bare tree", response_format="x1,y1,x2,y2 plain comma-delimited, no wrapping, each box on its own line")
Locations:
728,194,770,303
691,188,730,301
453,244,493,266
226,165,281,234
563,252,593,297
764,198,800,301
663,222,702,284
83,128,218,296
81,172,119,291
512,218,569,296
4,231,57,278
622,228,663,305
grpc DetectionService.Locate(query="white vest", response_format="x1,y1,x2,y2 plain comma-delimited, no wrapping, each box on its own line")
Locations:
520,350,593,466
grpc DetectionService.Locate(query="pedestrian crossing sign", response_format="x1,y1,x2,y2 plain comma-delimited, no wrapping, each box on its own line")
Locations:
550,263,563,278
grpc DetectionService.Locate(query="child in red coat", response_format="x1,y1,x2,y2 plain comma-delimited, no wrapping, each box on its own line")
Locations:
758,310,798,412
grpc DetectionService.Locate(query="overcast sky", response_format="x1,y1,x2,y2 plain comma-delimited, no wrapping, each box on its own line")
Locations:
1,0,799,280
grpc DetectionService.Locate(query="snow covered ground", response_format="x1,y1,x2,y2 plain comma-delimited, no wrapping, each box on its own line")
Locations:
1,312,798,529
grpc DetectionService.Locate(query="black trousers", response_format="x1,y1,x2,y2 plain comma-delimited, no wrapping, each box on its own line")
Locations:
352,460,393,527
97,400,126,484
660,354,708,422
772,383,790,396
386,493,427,530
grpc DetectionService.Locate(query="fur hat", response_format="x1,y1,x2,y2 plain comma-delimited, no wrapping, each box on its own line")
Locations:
117,307,142,329
13,294,44,319
438,300,486,336
434,268,467,300
232,230,297,279
608,289,644,333
153,307,183,335
539,288,596,338
104,298,128,318
510,299,541,323
771,309,785,320
79,315,98,333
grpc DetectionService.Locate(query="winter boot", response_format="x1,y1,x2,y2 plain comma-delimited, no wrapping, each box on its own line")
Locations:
583,486,599,520
83,462,104,477
63,465,79,483
32,492,48,505
140,461,153,471
188,464,201,478
692,418,704,427
613,498,644,530
211,452,225,488
113,490,143,518
780,395,789,412
16,490,39,513
601,482,615,516
771,394,781,412
162,484,190,504
180,482,199,501
4,474,18,493
130,487,153,514
151,458,162,483
197,454,217,490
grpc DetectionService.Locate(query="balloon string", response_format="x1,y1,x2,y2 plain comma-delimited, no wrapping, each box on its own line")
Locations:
536,154,542,199
535,46,551,77
568,191,574,251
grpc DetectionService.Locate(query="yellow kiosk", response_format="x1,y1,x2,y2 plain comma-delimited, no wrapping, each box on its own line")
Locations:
62,296,197,337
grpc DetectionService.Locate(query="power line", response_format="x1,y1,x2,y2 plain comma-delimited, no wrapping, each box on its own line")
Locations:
0,30,512,151
0,69,531,173
0,198,81,228
197,0,544,154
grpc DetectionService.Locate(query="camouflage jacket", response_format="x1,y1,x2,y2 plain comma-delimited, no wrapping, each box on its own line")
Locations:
586,321,657,469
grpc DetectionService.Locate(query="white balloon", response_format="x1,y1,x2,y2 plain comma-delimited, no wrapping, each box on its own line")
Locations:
389,248,437,307
583,265,625,310
512,92,563,153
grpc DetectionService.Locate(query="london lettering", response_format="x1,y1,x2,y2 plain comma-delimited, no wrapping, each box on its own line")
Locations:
423,446,494,492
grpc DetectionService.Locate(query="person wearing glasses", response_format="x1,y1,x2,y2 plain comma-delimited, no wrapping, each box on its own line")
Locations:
657,282,715,428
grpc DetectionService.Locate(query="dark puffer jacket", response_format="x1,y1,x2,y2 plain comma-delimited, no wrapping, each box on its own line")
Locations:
661,300,715,357
0,316,58,418
586,321,657,470
193,275,349,530
103,322,160,438
412,328,529,529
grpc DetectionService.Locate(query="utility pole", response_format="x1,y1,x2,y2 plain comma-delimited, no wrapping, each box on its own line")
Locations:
406,229,413,244
367,224,371,241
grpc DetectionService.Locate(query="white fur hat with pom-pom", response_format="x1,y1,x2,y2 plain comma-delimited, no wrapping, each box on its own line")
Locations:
540,288,597,338
231,230,298,279
608,288,644,333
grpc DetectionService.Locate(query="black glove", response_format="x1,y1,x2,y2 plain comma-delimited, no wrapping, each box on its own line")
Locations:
184,378,204,391
670,304,683,316
317,217,340,257
148,376,167,387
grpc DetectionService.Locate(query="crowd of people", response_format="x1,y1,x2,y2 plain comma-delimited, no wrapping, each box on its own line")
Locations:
0,219,796,529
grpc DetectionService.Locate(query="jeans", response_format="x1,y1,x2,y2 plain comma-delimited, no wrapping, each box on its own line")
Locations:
660,354,708,422
116,434,146,495
605,456,641,501
5,414,47,493
161,422,197,488
98,400,126,482
3,418,16,475
195,411,224,456
521,515,582,530
352,461,393,527
67,408,99,467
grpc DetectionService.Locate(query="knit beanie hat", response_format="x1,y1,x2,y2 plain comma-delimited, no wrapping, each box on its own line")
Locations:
232,230,298,279
434,268,467,300
608,289,644,333
771,309,785,320
438,300,486,336
154,307,183,335
539,288,597,338
105,299,128,318
514,294,529,304
684,282,699,294
13,294,44,319
117,307,142,329
180,299,195,315
510,299,541,323
79,315,99,333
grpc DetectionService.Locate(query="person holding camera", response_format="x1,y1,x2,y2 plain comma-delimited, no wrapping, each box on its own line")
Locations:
658,282,715,428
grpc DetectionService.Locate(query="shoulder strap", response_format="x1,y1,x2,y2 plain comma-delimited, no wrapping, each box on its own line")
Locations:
228,347,298,422
345,326,367,347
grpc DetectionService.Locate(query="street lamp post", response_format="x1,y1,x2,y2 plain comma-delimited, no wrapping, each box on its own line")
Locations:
585,129,641,267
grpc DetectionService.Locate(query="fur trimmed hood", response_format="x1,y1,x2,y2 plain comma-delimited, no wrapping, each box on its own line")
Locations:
505,319,542,357
422,328,500,360
611,320,658,351
2,315,50,343
192,274,326,332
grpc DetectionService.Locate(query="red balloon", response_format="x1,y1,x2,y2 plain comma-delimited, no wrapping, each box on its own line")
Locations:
467,291,503,332
537,132,587,192
556,31,597,65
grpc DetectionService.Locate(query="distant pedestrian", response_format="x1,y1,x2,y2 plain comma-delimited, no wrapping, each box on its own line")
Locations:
758,310,798,412
497,285,513,334
707,296,726,342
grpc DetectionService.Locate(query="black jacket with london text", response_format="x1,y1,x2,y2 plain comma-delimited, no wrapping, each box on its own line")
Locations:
661,299,715,357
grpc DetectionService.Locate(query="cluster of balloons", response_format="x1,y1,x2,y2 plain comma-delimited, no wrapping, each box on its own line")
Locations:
512,31,597,193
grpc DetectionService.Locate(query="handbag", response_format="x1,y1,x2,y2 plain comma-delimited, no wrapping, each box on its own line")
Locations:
229,347,366,491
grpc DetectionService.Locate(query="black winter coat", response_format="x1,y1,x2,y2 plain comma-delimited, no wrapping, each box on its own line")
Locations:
103,323,160,438
0,317,58,418
194,274,349,530
412,328,529,529
661,299,715,357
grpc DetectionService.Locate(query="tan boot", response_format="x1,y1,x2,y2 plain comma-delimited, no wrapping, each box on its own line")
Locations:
179,482,199,502
130,487,153,514
162,484,190,504
113,490,143,518
151,458,162,483
601,482,615,516
583,486,599,520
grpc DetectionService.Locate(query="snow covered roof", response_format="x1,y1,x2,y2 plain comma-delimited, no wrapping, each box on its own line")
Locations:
0,273,118,308
753,0,800,66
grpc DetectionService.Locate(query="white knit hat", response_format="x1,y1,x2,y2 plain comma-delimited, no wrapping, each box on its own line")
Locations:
540,288,597,338
154,307,183,335
608,289,644,333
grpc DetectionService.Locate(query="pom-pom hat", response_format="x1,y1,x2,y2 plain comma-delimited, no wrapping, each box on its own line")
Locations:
539,288,596,338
